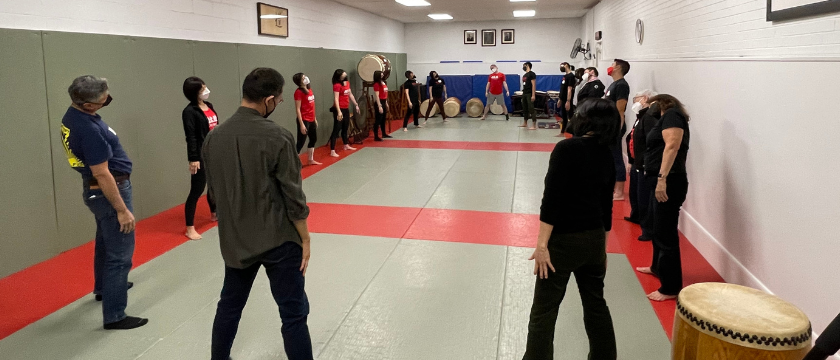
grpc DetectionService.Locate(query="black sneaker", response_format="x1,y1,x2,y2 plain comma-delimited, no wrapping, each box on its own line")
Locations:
383,134,393,138
104,316,148,330
638,235,653,242
96,282,133,301
374,137,383,142
505,114,509,121
624,216,640,225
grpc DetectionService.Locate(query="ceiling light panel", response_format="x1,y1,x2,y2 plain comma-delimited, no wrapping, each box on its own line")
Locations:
396,0,431,6
428,13,454,20
513,10,536,17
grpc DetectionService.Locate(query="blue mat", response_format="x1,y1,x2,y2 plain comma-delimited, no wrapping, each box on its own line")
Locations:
425,75,473,111
423,73,563,112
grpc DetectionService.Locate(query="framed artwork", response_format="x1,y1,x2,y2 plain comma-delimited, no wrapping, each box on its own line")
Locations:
257,2,289,37
501,29,515,44
482,29,496,47
767,0,840,21
464,30,477,44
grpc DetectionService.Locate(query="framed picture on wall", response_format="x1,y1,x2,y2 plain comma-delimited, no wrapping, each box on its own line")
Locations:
501,29,515,44
767,0,840,21
464,30,477,44
257,2,289,37
482,29,496,47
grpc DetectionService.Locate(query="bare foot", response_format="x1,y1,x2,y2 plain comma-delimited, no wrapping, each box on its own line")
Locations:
554,133,564,137
647,291,677,302
210,213,218,222
636,267,653,275
344,145,357,151
613,196,625,201
403,128,408,132
308,160,322,165
528,127,536,130
186,227,202,240
330,151,339,158
480,117,486,121
518,124,527,128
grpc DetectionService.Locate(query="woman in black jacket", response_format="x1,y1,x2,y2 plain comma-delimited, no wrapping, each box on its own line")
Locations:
181,76,218,240
524,99,619,360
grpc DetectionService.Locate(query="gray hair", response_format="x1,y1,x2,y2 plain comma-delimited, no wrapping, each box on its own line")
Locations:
634,89,658,98
68,75,109,106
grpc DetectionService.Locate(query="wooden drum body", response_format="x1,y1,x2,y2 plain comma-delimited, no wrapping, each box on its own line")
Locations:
443,97,461,118
672,283,812,360
466,98,484,118
420,99,439,117
357,54,391,83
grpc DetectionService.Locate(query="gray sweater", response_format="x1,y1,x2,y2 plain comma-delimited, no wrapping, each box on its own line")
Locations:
202,107,309,269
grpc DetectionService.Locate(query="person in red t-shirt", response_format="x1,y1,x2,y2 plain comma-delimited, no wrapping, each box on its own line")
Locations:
330,69,361,157
481,64,510,121
372,70,392,141
181,76,218,240
293,73,321,165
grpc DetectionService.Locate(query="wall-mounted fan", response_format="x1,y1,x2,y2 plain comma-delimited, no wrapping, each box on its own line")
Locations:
570,38,594,60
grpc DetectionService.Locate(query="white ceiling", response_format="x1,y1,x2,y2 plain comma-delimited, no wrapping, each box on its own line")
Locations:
332,0,599,23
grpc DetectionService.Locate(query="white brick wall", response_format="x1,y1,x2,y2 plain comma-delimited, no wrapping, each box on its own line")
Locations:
581,0,840,343
0,0,405,53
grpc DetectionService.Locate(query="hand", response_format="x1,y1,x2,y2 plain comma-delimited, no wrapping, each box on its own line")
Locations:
314,119,318,127
189,161,200,175
299,123,307,135
531,95,536,102
486,92,491,97
655,178,669,202
355,105,360,114
299,239,310,276
565,101,571,111
337,111,343,121
378,106,383,113
506,92,509,97
117,209,136,234
529,247,556,279
408,102,413,109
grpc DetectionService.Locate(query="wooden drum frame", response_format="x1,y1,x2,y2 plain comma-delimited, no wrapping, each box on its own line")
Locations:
466,98,484,118
672,283,812,360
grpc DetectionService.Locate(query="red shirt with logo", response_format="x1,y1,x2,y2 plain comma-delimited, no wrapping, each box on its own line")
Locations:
373,82,389,100
203,108,218,130
294,88,316,122
333,81,351,109
488,73,506,95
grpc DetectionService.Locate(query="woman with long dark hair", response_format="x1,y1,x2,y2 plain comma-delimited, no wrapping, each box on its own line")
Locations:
181,76,218,240
635,94,691,302
293,73,321,165
423,71,448,124
330,69,360,157
524,98,619,359
372,70,391,141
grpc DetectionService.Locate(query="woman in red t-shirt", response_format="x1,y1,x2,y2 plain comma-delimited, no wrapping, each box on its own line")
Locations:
181,76,218,240
372,70,391,141
293,73,321,165
330,69,360,157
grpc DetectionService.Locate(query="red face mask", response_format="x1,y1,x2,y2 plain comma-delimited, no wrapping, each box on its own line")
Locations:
607,66,615,76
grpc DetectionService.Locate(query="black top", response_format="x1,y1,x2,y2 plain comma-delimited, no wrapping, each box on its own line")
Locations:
522,71,537,95
60,107,132,181
560,72,576,102
577,80,605,103
404,79,420,103
182,101,216,162
605,78,630,103
631,107,660,170
202,107,310,269
644,108,690,176
540,137,616,234
428,77,446,98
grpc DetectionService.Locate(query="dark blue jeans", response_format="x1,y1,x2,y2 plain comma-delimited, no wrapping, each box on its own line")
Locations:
84,179,135,325
211,242,313,360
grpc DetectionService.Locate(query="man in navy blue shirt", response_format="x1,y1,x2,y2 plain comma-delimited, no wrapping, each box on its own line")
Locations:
60,75,148,330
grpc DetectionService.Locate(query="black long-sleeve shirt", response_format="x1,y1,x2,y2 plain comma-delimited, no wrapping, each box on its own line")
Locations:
182,102,216,162
202,107,310,269
540,137,616,234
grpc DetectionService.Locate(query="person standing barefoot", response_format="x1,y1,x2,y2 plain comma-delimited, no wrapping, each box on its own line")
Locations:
181,76,218,240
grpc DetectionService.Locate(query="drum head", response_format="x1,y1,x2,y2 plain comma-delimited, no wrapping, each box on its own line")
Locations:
443,97,461,118
466,98,484,118
420,99,438,117
677,283,812,351
357,54,384,83
490,104,503,115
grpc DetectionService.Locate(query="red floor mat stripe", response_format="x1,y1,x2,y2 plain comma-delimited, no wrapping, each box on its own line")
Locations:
366,140,556,152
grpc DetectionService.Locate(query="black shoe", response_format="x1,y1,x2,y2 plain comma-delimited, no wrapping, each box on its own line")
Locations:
624,216,640,224
374,137,383,142
638,236,653,242
505,114,509,121
383,134,393,138
104,316,148,330
96,282,133,301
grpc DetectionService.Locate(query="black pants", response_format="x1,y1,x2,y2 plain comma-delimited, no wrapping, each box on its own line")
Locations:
524,229,617,360
803,312,840,360
373,101,388,138
628,165,640,220
211,242,313,360
330,108,350,150
522,94,536,123
424,96,446,120
296,120,317,153
559,101,574,133
404,101,420,128
185,164,216,227
637,167,654,239
646,173,689,295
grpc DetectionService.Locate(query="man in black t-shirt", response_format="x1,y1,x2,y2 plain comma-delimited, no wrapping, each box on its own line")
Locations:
521,62,537,129
604,59,632,201
558,62,577,134
402,71,422,130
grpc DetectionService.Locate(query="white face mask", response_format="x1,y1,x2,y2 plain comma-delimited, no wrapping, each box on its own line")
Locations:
303,76,310,85
631,102,643,115
582,73,591,82
200,87,210,100
491,68,498,73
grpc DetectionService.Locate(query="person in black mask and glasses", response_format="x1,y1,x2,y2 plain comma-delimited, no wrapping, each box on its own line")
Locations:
403,71,422,131
521,62,538,130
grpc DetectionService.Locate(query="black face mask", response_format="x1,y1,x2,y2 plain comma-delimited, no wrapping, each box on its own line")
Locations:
102,95,113,107
263,97,277,119
522,66,528,72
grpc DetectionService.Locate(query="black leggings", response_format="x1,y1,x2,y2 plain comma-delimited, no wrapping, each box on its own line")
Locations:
374,101,388,138
424,96,446,120
404,101,420,128
185,164,216,227
330,108,351,150
296,120,317,153
646,173,689,295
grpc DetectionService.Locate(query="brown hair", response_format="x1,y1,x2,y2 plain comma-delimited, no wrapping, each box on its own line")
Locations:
649,94,690,121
